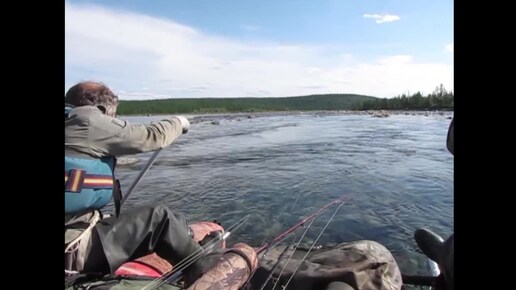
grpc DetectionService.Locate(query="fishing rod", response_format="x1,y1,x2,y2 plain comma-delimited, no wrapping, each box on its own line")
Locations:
120,148,162,206
142,214,250,290
258,245,292,290
255,194,351,255
242,216,310,290
243,194,350,290
276,201,346,290
119,115,192,207
145,194,348,289
257,214,319,290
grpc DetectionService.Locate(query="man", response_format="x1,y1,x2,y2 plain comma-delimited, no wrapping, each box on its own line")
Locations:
64,81,205,283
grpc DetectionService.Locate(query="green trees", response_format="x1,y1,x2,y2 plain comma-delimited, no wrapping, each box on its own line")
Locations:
117,94,376,115
358,84,453,110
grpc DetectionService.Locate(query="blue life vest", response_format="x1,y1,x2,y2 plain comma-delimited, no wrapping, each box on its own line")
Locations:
64,156,115,214
65,105,119,214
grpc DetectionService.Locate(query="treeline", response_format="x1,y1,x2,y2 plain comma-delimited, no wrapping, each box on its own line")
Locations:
116,85,454,115
117,94,376,115
354,84,454,110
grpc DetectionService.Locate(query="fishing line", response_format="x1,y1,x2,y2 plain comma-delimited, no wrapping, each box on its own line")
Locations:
276,201,346,290
141,214,249,290
259,214,319,290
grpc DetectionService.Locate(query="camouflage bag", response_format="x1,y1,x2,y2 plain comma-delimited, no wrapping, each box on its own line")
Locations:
65,275,182,290
249,240,403,290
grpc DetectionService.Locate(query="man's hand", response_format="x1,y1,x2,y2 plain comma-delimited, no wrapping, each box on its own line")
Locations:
174,116,190,134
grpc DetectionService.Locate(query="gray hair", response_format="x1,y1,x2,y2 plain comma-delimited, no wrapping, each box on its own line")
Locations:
65,81,119,116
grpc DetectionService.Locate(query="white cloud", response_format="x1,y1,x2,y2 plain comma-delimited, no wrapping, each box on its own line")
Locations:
445,43,453,53
363,13,401,24
65,3,452,99
377,55,413,65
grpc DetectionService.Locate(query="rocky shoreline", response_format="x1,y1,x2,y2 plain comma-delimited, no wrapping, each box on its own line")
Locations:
188,110,454,124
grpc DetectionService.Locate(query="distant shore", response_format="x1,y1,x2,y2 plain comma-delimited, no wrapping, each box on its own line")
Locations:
117,93,453,116
119,109,453,124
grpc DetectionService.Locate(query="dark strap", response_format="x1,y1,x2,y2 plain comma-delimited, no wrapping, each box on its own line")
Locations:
113,179,122,218
224,248,255,274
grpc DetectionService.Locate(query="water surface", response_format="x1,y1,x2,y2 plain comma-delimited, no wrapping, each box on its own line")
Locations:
111,112,454,276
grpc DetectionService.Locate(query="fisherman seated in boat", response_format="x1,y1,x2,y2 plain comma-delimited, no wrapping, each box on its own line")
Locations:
64,81,208,284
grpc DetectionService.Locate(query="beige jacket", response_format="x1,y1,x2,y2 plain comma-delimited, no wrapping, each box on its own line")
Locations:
65,105,185,158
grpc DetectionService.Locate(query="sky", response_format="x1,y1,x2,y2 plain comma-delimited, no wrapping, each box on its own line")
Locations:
65,0,454,100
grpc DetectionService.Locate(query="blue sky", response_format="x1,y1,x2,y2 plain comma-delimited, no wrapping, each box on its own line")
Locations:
65,0,453,99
